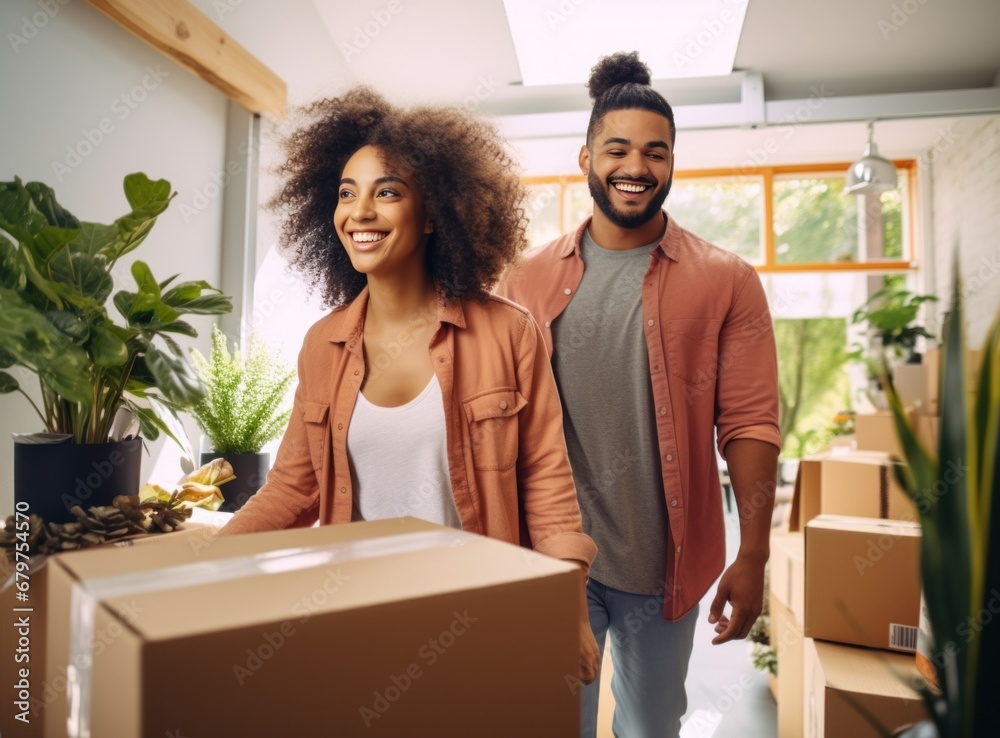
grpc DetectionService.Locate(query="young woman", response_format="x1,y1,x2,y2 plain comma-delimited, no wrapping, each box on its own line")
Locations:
219,87,599,684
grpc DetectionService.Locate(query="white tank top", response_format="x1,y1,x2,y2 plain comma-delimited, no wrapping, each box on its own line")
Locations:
347,373,461,529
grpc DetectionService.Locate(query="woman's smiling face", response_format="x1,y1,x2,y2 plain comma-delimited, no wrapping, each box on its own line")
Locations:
334,145,433,279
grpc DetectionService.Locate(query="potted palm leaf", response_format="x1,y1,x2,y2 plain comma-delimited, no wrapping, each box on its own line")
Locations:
883,262,999,738
188,326,293,512
0,173,231,523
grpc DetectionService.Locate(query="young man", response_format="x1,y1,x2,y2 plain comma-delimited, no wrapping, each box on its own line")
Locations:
498,52,781,738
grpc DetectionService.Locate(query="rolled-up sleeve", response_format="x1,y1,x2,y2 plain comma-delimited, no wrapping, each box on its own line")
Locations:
715,263,782,459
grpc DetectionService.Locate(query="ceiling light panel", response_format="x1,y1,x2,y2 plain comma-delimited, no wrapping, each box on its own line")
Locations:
502,0,750,86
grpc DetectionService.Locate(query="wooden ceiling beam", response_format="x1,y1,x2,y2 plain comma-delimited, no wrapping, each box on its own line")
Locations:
85,0,286,119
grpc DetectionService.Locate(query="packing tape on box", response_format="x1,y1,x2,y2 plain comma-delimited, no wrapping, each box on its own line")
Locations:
66,527,474,738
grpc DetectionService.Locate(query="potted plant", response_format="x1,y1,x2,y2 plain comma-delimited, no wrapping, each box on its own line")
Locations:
0,173,231,523
188,326,293,512
882,263,999,738
851,277,939,362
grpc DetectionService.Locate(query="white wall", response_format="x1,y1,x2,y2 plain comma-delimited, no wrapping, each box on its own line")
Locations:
0,0,229,515
0,0,356,515
198,1,358,370
927,114,1000,348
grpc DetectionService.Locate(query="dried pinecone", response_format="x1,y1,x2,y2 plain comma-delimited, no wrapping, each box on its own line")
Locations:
0,514,46,559
1,494,192,560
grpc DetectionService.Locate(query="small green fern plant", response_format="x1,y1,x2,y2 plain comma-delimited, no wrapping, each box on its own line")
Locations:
189,326,294,455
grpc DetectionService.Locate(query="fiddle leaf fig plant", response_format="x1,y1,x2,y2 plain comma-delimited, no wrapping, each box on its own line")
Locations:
0,173,232,450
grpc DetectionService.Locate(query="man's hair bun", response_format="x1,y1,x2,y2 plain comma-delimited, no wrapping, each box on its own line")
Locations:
587,51,652,102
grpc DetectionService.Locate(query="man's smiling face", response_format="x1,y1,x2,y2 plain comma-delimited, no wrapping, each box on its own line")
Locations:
581,108,675,230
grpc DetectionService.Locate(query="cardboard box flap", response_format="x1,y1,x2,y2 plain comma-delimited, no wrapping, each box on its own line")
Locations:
53,516,444,580
83,529,574,640
806,514,921,536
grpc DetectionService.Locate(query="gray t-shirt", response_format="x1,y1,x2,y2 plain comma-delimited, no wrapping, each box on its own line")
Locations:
551,229,670,595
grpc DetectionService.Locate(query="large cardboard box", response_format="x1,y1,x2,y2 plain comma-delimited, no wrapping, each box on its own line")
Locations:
819,452,918,523
854,412,939,458
770,530,805,624
1,522,222,738
770,593,805,738
44,517,581,738
805,515,921,652
804,638,927,738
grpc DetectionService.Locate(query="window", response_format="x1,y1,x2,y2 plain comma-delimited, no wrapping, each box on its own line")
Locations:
523,161,916,273
668,177,763,264
773,173,908,265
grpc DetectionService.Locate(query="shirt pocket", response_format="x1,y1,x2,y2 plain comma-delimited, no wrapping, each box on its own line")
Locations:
665,319,722,386
462,388,527,471
300,400,330,470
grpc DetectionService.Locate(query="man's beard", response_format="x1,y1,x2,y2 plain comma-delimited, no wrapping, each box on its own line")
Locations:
588,168,671,229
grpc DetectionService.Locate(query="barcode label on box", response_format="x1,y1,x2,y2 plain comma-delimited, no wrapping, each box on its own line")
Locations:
890,623,918,651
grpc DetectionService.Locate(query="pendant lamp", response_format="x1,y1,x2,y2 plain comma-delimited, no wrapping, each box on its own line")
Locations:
846,120,898,195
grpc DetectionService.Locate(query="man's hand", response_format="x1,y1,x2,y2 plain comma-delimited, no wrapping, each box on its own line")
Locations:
707,555,766,645
579,617,600,684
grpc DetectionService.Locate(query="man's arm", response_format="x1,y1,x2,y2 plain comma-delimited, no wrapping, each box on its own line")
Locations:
708,438,778,644
708,261,781,643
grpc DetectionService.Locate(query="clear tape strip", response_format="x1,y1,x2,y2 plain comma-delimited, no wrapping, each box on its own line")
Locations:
67,527,473,738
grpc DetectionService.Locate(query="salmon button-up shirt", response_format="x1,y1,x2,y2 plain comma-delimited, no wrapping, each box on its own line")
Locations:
497,215,781,620
221,287,597,574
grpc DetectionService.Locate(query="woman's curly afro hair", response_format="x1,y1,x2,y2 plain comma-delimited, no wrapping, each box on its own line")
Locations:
269,87,527,308
585,51,675,147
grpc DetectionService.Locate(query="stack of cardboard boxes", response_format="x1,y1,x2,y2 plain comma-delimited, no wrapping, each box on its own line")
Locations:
768,351,968,737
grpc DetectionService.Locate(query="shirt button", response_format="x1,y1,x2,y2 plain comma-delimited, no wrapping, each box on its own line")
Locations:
659,407,666,415
337,423,343,430
666,453,673,461
340,487,347,494
499,400,508,410
676,546,681,554
670,499,678,507
564,288,572,295
544,320,551,328
354,370,360,376
647,319,654,327
438,357,445,363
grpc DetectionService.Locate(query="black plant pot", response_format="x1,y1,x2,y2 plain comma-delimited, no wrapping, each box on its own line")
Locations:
200,452,270,513
14,438,143,524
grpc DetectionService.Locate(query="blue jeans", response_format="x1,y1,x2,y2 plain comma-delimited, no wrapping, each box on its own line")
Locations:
580,577,699,738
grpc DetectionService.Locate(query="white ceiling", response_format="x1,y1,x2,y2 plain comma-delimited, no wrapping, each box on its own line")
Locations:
304,0,1000,164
